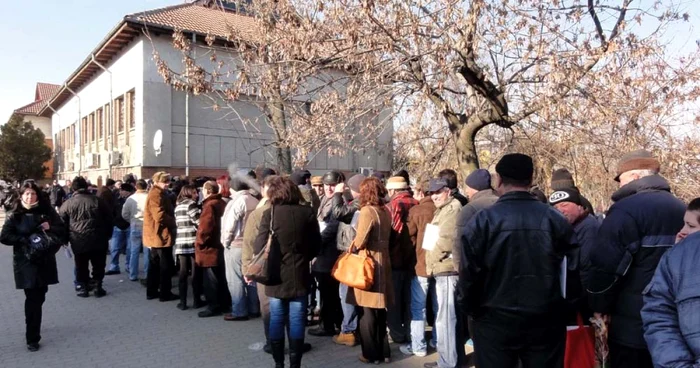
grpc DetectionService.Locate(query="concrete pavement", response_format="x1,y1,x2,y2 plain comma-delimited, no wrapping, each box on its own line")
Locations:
0,209,439,367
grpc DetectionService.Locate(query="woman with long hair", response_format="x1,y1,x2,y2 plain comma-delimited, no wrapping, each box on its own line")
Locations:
254,176,321,368
174,185,203,310
1,181,66,352
345,176,393,364
217,175,232,203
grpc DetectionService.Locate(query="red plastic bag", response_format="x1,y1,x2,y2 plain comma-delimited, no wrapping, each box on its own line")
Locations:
564,314,596,368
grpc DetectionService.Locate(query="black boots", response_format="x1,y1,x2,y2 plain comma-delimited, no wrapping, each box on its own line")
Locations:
94,282,107,298
271,339,285,368
289,339,304,368
76,283,89,298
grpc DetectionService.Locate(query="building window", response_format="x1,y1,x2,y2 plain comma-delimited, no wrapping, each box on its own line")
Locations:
128,90,136,129
97,108,103,139
82,117,87,145
117,96,125,132
89,113,95,142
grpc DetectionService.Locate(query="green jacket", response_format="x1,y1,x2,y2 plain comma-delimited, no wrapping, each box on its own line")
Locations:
426,197,461,276
241,198,270,275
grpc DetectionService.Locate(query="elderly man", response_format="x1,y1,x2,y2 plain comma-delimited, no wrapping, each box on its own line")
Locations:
423,177,466,368
386,176,419,344
457,154,578,368
588,150,685,368
143,172,179,302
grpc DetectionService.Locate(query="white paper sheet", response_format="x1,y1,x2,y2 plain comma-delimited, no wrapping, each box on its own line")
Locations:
319,221,328,233
422,223,440,251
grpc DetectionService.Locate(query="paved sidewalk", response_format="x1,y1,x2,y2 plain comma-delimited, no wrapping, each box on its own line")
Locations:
0,213,438,368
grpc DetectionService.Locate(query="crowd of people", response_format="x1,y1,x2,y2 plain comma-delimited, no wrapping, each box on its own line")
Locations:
1,148,699,368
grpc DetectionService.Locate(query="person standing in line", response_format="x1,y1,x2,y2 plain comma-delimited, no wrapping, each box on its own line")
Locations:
253,176,321,368
122,179,149,282
143,172,179,302
588,150,685,368
222,177,260,321
438,169,468,206
642,198,700,368
308,171,343,337
60,176,113,298
330,174,365,347
311,176,324,199
457,154,578,368
385,175,419,344
106,183,134,275
49,180,65,211
400,179,438,358
422,177,466,368
1,181,66,352
174,185,202,310
195,181,228,318
345,176,394,365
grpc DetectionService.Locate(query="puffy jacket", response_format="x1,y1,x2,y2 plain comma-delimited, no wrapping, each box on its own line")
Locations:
426,197,462,276
254,204,321,299
642,232,700,368
194,194,227,267
1,200,66,289
122,190,148,228
59,189,113,254
588,175,685,349
221,190,259,248
313,195,340,273
458,191,577,318
143,186,177,248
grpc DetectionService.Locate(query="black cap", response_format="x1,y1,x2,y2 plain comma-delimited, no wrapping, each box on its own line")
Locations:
261,168,277,180
322,171,342,185
496,154,534,182
291,170,308,186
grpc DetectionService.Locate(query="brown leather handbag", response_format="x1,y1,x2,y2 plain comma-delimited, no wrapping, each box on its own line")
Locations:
331,207,379,290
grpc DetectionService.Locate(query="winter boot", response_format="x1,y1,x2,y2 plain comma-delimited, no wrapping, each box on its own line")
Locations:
289,339,304,368
270,339,285,368
94,282,107,298
76,283,89,298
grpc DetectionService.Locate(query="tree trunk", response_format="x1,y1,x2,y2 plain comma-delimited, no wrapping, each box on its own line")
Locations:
268,98,293,174
453,122,480,175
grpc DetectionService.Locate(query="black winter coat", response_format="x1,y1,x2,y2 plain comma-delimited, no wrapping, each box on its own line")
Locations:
588,175,685,349
458,191,578,321
49,185,65,208
254,204,321,299
1,201,66,289
59,189,113,254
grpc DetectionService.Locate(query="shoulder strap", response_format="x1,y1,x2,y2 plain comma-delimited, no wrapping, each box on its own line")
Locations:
269,205,275,234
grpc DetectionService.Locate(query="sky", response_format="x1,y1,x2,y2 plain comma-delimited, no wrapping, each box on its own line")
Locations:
0,0,178,124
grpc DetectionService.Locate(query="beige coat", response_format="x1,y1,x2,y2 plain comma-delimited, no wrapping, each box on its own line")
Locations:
346,205,394,309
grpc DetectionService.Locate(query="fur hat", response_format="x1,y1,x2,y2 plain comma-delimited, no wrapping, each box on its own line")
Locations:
615,150,660,182
386,176,409,190
310,176,323,186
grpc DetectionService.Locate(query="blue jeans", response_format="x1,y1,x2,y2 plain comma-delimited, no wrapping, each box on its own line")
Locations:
108,227,130,272
224,247,260,317
435,275,465,368
339,283,358,333
269,296,308,340
411,276,438,354
128,226,148,280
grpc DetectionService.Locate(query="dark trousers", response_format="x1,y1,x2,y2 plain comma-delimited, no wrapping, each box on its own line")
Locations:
203,266,228,312
387,269,411,342
314,272,342,332
24,286,48,344
146,247,175,300
472,314,565,368
75,248,107,285
610,342,653,368
358,307,388,362
177,254,202,304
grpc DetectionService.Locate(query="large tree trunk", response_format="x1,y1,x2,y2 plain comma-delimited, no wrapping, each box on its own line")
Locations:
268,98,293,174
453,123,480,175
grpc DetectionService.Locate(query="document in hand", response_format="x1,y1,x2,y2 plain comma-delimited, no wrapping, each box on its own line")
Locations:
422,223,440,251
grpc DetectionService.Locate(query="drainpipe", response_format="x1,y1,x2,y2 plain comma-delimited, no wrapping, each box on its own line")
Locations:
64,85,82,176
185,33,196,177
90,54,113,178
46,105,61,178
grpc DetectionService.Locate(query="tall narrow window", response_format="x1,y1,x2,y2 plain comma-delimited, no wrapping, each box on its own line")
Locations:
128,90,136,129
117,96,125,132
97,108,103,139
104,104,110,149
89,113,95,142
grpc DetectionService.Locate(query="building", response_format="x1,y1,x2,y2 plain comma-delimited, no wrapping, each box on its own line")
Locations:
14,82,62,180
40,2,392,184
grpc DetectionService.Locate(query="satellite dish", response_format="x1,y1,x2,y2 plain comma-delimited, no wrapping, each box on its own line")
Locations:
153,130,163,156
